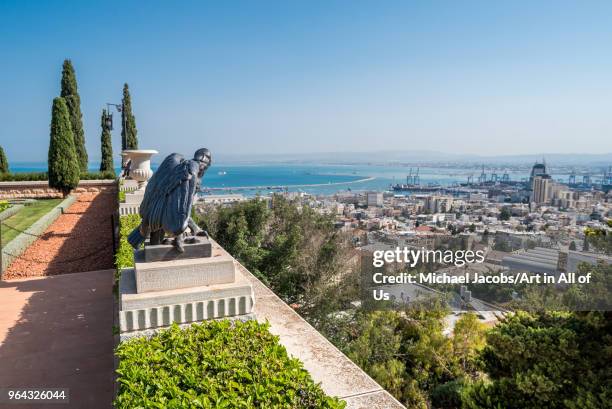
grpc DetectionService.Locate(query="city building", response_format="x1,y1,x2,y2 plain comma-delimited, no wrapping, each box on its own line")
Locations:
367,192,383,207
198,194,246,205
532,175,552,204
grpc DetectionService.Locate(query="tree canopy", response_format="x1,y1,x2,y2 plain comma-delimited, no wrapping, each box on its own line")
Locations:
121,83,138,150
0,146,8,173
99,109,114,174
60,59,88,172
463,311,612,409
48,97,80,196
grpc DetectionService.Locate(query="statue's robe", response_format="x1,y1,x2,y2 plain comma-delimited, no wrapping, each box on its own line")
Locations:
138,153,200,236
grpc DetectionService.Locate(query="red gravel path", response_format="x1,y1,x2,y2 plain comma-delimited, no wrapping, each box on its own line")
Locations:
4,192,116,279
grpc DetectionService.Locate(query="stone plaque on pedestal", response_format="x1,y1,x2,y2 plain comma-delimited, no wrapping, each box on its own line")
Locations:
134,243,234,293
124,190,145,204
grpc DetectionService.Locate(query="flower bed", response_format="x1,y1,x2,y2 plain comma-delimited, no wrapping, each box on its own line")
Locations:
115,320,345,409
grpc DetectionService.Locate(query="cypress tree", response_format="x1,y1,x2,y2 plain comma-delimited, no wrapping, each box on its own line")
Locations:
121,83,138,150
99,109,114,174
48,97,80,197
61,59,88,172
0,146,8,173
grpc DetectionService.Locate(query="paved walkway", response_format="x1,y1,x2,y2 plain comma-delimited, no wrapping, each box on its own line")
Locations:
0,269,115,408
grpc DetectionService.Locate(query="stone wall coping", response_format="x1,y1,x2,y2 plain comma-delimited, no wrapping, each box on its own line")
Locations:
0,204,24,221
0,179,116,188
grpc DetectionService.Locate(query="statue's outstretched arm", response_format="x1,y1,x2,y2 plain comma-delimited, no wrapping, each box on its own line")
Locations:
188,217,209,238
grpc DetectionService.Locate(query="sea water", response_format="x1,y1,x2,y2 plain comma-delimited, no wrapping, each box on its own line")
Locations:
9,162,571,196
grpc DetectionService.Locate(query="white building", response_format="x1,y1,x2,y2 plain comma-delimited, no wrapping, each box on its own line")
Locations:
367,192,383,207
198,194,246,205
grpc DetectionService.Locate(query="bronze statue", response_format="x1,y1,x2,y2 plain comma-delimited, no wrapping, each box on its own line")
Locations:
127,148,211,252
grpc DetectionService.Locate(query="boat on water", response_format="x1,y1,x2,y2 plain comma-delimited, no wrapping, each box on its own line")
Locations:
218,171,227,175
391,183,443,192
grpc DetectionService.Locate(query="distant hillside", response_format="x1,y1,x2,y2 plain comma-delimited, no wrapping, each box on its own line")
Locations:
215,151,612,166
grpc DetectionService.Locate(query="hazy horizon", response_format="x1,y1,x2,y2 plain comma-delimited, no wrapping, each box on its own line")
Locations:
8,149,612,168
2,1,612,162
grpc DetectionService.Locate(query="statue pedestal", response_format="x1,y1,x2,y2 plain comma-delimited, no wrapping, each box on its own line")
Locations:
124,191,145,204
118,240,254,339
142,239,212,262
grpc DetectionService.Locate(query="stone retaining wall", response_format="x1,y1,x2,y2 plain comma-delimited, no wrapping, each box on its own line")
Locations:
0,180,117,200
1,195,77,275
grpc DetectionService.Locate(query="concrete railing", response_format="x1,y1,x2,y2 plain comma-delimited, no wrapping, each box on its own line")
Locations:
119,179,139,192
0,180,117,200
1,195,77,275
119,202,140,216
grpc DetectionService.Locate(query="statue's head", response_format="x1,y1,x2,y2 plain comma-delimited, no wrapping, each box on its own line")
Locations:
194,148,211,176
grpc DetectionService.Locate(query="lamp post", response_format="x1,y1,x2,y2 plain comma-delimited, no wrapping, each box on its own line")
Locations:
106,103,125,150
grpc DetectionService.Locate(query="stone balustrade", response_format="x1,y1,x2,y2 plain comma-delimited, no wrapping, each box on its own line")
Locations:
119,202,140,216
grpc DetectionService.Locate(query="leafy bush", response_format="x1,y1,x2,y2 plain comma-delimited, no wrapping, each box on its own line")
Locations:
463,311,612,409
118,190,126,203
195,195,351,304
430,379,466,409
115,320,345,409
0,200,10,212
115,214,141,271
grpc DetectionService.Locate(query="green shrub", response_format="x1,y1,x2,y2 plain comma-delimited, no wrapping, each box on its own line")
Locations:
430,379,466,409
118,190,126,203
115,320,345,409
0,170,115,182
0,172,48,181
80,170,116,180
0,200,10,213
115,214,141,272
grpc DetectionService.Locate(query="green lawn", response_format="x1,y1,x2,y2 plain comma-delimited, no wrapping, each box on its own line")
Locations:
1,199,63,247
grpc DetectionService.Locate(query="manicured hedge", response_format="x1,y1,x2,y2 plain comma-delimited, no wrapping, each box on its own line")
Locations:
115,214,141,271
115,320,345,409
81,170,116,180
0,170,115,182
0,172,48,181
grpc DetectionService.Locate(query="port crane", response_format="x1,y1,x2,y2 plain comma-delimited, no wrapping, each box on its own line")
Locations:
478,165,487,183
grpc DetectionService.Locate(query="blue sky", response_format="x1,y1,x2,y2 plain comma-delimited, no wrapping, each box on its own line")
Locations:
1,0,612,162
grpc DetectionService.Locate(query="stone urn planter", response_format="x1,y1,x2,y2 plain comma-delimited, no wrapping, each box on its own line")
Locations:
122,149,158,190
